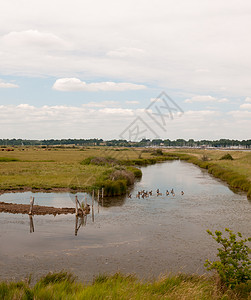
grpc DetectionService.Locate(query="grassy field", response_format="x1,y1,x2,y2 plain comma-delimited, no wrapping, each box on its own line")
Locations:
0,147,147,193
0,271,250,300
0,146,251,198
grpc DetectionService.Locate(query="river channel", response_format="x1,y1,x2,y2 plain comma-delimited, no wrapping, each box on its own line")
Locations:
0,160,250,282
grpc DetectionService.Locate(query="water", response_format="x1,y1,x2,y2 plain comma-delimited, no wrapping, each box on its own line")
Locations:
0,160,250,282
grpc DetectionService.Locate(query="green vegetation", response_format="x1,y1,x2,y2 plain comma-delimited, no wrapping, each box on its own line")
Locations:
80,156,118,166
0,271,249,299
205,228,251,290
0,147,251,199
0,148,144,193
220,153,234,160
0,157,20,162
151,149,164,156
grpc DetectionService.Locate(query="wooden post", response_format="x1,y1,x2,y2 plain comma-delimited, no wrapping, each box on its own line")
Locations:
29,196,34,215
29,215,34,233
97,190,100,213
75,215,78,236
75,195,78,216
92,190,94,222
76,196,84,215
102,188,104,206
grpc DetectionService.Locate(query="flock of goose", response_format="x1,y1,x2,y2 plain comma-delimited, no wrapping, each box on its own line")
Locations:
128,189,184,199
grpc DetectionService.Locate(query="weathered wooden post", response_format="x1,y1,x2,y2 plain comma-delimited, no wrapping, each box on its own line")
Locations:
29,196,34,215
75,215,78,236
102,187,104,206
97,189,100,213
29,215,34,233
75,195,78,216
92,190,94,222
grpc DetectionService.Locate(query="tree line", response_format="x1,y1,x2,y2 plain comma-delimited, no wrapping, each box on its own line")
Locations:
0,138,251,148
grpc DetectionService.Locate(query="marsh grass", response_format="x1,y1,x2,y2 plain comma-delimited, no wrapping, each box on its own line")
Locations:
0,272,248,300
0,157,20,162
0,147,251,198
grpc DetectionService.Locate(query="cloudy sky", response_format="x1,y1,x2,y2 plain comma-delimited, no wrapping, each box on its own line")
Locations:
1,0,251,140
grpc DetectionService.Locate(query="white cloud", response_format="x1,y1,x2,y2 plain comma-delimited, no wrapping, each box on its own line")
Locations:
52,78,146,92
245,97,251,102
1,30,71,50
107,47,145,58
150,98,162,103
0,79,19,88
0,104,250,140
125,101,139,105
228,110,251,119
0,1,251,96
82,101,119,108
184,95,229,103
240,103,251,110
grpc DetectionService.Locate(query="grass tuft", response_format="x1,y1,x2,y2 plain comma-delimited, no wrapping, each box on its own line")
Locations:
0,157,20,162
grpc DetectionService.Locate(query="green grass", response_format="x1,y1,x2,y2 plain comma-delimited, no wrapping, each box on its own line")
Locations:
0,157,20,162
0,271,249,300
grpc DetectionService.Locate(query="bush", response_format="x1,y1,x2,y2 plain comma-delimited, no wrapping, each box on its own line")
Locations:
102,179,127,196
205,228,251,289
109,169,135,186
126,166,142,178
151,149,163,156
220,153,234,160
201,154,209,161
81,156,118,166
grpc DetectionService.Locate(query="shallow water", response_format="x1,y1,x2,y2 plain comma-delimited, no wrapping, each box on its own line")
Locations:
0,160,250,282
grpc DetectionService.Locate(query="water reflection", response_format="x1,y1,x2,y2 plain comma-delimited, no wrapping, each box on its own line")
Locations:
29,215,34,233
75,215,87,236
27,213,91,236
101,195,126,207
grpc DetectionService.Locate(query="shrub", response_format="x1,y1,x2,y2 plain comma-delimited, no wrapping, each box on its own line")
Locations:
80,156,118,166
102,179,127,196
151,149,163,156
126,166,142,178
201,154,209,161
205,228,251,289
109,169,135,186
220,153,234,160
80,156,94,165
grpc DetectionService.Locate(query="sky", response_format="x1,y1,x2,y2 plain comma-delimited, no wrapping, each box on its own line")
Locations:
0,0,251,141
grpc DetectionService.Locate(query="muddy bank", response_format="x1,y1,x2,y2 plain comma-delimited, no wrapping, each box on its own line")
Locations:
0,201,76,215
0,187,87,195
